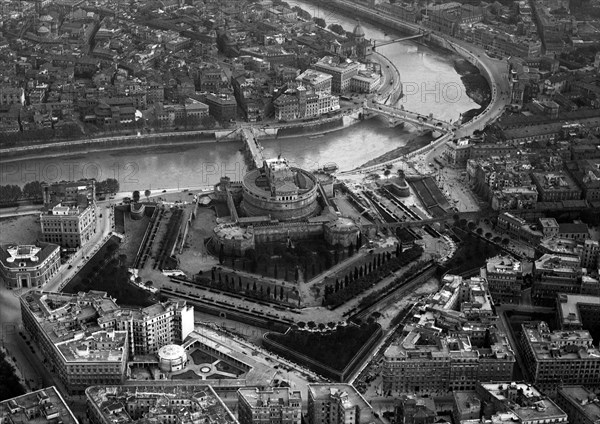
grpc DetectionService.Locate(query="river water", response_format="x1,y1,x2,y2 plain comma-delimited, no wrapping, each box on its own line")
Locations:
0,2,478,192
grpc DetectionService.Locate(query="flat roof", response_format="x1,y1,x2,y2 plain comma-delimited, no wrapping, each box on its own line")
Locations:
238,387,301,408
557,293,600,327
86,385,237,424
0,386,78,424
558,386,600,422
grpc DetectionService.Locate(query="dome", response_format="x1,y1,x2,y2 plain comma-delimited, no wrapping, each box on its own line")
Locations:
158,344,187,372
353,20,365,38
158,344,185,360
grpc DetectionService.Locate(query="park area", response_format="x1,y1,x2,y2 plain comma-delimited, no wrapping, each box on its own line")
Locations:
62,235,156,307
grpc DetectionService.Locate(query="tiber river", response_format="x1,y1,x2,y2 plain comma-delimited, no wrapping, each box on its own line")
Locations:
0,1,479,192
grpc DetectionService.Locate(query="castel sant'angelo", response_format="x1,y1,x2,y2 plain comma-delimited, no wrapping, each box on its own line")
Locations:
211,156,361,256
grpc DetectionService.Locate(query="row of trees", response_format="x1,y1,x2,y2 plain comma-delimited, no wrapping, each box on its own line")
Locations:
0,178,120,205
0,350,25,401
207,268,292,303
0,181,44,204
323,245,424,308
96,178,120,195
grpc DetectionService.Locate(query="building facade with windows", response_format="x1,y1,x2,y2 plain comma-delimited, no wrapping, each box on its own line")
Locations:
382,275,515,395
556,386,600,424
0,243,60,289
0,387,78,424
21,290,193,394
481,255,523,303
519,321,600,394
238,387,301,424
307,384,379,424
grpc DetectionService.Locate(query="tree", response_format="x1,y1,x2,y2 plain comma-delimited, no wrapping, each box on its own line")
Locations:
502,238,510,245
22,181,43,200
200,115,217,129
485,232,492,239
103,178,119,194
476,228,483,235
328,23,346,35
0,185,22,204
313,17,326,27
132,190,140,203
307,321,316,329
144,189,151,201
384,169,391,178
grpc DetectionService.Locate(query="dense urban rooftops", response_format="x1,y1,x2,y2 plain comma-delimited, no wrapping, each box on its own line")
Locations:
86,385,237,424
0,387,78,424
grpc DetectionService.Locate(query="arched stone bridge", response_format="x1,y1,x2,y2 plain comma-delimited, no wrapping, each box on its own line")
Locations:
362,102,457,133
359,210,490,230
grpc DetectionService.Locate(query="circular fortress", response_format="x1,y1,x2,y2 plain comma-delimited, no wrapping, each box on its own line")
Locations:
241,157,319,221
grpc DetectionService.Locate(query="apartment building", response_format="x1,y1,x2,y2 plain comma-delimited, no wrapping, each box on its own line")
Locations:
0,242,60,289
86,385,237,424
476,382,568,424
307,384,380,424
531,171,582,202
312,57,360,94
238,387,301,424
519,321,600,394
556,293,600,332
20,290,193,394
533,253,583,303
40,180,97,249
382,276,515,395
0,387,78,424
556,386,600,424
481,255,523,303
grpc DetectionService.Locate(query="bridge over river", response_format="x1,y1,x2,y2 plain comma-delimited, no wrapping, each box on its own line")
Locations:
362,101,456,133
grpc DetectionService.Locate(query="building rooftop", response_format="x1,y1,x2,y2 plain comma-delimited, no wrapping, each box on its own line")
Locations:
86,385,237,424
479,382,567,422
557,386,600,422
538,237,581,257
21,290,189,361
535,253,581,274
0,242,59,269
384,275,513,362
532,171,580,193
0,386,78,424
557,293,600,328
238,387,301,408
308,384,378,422
485,255,522,275
521,321,600,361
539,218,559,229
296,69,332,87
558,222,589,236
313,56,360,72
